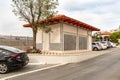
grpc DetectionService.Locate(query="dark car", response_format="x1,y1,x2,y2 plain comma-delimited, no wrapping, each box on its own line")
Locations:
0,45,29,74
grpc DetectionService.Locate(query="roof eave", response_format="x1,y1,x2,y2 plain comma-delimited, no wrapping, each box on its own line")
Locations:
23,15,100,31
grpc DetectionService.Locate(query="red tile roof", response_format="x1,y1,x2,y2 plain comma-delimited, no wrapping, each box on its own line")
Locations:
23,14,100,31
101,31,111,35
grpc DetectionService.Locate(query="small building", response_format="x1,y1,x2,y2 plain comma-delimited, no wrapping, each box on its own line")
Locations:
97,31,111,41
24,15,100,53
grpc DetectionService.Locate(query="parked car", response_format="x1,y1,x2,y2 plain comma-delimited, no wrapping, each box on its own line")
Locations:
99,42,107,50
109,42,116,47
0,45,29,74
92,42,102,51
101,41,111,48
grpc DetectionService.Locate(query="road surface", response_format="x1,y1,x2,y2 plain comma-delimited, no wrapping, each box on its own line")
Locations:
6,48,120,80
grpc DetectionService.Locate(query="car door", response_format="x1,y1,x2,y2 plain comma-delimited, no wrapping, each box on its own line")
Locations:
0,49,5,60
0,49,11,60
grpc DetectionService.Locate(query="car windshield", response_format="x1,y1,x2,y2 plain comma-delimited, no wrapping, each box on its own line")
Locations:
0,46,25,53
101,42,105,43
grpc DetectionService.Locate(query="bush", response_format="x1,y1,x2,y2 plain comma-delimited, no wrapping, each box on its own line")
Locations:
27,48,41,54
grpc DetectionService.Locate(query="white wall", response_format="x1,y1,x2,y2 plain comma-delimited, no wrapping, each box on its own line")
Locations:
43,32,49,51
36,22,93,52
36,30,42,44
87,31,92,50
78,27,87,36
42,23,61,51
63,24,88,35
50,24,61,43
63,24,77,34
63,23,92,51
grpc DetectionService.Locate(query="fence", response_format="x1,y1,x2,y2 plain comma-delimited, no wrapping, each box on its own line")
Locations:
0,38,33,51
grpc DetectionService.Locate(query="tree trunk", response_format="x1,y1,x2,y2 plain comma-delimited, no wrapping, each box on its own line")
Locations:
32,27,37,50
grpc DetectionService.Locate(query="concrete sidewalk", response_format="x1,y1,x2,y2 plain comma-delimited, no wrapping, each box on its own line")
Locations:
28,47,119,64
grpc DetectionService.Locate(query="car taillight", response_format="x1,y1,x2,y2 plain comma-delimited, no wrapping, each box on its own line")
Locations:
11,54,21,58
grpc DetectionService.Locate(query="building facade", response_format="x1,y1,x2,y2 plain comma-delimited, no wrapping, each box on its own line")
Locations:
24,15,99,53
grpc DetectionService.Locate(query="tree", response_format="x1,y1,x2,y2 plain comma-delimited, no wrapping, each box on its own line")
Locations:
92,32,102,41
104,36,109,41
12,0,58,49
110,32,120,43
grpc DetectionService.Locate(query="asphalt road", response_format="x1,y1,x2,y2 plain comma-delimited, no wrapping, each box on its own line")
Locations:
6,48,120,80
0,64,54,79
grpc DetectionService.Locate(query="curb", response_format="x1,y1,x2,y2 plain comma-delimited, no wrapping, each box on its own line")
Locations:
28,48,119,64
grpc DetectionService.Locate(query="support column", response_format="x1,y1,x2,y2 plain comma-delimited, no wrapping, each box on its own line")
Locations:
76,26,79,50
60,22,64,51
88,32,92,51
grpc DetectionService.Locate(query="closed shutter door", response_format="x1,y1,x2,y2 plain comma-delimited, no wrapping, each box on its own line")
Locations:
64,34,76,50
79,36,87,50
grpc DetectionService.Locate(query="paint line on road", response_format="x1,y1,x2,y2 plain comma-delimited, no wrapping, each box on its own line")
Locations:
28,62,46,65
0,79,5,80
1,64,66,80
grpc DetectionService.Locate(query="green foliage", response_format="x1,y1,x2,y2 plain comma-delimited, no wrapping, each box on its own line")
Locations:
104,36,109,41
12,0,59,24
27,48,41,53
92,32,101,41
110,32,120,43
92,36,100,41
12,0,59,49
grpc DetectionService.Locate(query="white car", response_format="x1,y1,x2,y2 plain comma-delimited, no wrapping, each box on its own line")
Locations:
92,42,102,51
96,41,107,50
110,42,116,47
101,41,111,48
99,42,107,49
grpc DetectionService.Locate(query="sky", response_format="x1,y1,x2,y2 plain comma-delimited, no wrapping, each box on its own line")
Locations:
0,0,120,37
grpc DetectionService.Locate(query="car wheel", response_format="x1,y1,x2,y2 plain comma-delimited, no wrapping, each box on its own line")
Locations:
93,47,99,51
0,62,9,74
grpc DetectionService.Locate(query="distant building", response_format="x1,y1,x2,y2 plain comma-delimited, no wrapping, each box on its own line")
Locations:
97,31,111,41
96,27,120,41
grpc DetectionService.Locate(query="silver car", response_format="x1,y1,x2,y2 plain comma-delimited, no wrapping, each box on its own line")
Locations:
92,42,102,51
101,41,111,48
